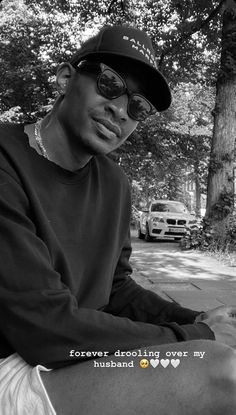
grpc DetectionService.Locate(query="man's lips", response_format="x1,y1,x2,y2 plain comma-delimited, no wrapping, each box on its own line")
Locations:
92,117,121,138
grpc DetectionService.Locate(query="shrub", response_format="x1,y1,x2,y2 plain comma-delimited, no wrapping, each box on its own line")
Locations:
180,214,236,253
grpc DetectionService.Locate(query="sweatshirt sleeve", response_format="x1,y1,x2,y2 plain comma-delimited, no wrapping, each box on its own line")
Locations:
104,230,215,336
0,168,214,369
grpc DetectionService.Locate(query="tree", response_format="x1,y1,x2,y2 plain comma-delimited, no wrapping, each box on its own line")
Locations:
168,82,213,215
206,0,236,220
0,0,99,121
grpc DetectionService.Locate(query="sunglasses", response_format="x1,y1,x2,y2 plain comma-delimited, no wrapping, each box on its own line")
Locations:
76,60,156,121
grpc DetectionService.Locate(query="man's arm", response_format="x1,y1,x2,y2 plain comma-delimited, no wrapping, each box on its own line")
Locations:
105,230,236,348
103,230,214,330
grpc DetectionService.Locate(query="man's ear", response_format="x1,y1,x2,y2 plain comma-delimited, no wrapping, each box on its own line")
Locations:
56,63,76,94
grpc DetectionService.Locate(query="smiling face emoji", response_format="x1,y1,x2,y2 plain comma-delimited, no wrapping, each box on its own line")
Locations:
139,359,149,368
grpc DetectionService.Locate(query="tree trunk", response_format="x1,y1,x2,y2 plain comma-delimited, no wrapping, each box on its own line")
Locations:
194,162,201,217
206,1,236,220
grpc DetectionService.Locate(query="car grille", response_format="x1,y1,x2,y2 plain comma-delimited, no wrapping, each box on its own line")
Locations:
167,219,176,225
166,219,187,225
178,220,186,225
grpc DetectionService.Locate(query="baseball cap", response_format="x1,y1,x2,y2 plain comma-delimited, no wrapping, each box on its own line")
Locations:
70,26,171,112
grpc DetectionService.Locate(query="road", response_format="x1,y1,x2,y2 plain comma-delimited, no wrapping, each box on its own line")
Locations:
130,228,236,311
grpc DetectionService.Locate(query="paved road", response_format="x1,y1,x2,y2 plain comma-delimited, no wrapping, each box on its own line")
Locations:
130,228,236,311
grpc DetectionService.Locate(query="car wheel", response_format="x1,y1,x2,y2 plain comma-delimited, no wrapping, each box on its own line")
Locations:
138,226,145,239
145,223,153,242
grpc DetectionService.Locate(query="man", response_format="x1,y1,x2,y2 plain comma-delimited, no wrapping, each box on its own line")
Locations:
0,25,235,415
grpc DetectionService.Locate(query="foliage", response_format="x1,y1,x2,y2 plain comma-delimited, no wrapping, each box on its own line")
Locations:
180,213,236,253
0,0,100,121
0,106,24,122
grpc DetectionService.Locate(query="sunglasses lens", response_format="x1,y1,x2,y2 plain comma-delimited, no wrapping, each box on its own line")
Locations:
98,65,154,121
98,69,125,99
128,95,153,121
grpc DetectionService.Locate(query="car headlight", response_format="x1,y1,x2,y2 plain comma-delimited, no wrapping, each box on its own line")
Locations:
189,219,197,224
152,217,165,223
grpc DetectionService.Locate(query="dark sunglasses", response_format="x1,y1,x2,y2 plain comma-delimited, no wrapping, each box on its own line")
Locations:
76,60,156,121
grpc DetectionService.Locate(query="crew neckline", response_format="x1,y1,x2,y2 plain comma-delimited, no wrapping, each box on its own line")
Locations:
20,123,92,184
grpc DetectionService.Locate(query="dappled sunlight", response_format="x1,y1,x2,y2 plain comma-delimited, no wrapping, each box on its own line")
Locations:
130,232,236,310
130,235,236,283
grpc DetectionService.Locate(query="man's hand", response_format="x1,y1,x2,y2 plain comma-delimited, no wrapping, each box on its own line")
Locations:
195,305,236,348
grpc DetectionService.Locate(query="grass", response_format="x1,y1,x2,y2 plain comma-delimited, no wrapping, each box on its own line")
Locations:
201,244,236,267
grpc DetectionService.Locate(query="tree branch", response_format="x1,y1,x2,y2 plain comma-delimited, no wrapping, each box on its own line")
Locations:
158,0,226,69
107,0,127,14
107,0,117,13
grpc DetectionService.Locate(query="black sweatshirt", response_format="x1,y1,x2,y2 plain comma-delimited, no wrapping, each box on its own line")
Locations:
0,124,214,368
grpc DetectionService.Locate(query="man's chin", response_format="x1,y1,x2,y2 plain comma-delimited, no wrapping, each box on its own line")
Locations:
82,135,115,157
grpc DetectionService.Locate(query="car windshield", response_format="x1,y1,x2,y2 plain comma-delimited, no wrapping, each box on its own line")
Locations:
151,203,188,213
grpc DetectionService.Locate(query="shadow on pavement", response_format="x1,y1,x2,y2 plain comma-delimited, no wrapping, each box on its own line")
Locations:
130,232,236,283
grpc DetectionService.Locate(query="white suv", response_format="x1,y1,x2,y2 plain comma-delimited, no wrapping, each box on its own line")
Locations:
138,200,198,241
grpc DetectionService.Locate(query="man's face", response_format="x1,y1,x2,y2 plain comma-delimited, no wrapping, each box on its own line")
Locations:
57,60,142,157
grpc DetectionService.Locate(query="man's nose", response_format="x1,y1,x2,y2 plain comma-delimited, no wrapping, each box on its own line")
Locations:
105,94,129,121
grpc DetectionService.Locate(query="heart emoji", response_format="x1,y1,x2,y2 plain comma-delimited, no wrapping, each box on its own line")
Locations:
150,359,159,368
160,359,170,368
171,359,180,368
